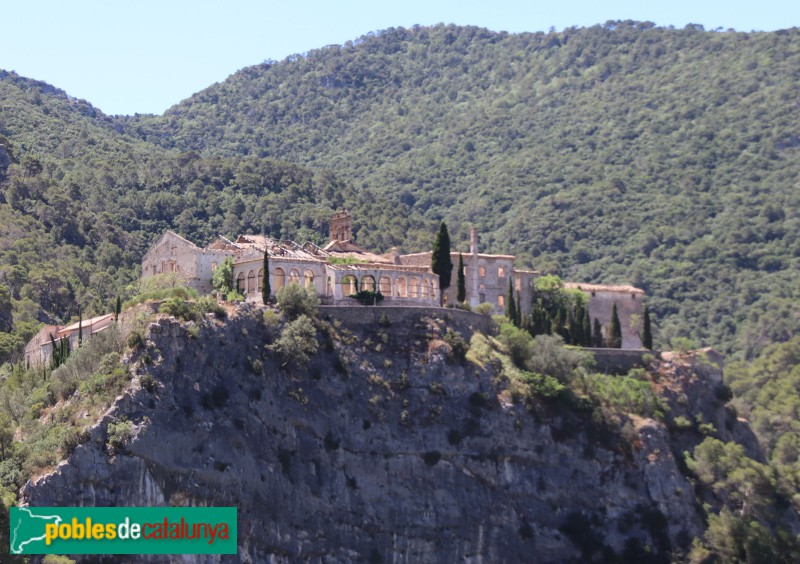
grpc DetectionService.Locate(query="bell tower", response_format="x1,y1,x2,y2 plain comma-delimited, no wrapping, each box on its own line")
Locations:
329,209,353,242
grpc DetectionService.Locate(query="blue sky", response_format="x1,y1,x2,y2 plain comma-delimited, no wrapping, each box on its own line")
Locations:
1,0,798,116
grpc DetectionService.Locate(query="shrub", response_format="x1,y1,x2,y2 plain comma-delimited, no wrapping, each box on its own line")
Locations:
673,415,693,429
197,296,227,320
267,315,319,367
475,303,494,315
158,297,198,322
140,373,157,393
444,329,468,361
123,285,198,309
106,419,134,454
349,290,384,306
127,331,144,350
277,283,319,320
225,290,245,303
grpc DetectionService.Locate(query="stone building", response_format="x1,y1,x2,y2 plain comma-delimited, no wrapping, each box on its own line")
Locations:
140,210,647,348
24,313,115,367
565,283,645,349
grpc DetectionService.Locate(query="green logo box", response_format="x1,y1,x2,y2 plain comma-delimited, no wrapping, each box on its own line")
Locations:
9,506,237,555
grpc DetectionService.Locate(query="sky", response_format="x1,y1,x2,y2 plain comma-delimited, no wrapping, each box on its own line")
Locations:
1,0,798,116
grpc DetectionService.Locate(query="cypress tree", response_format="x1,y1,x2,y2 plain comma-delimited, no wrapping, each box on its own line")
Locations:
456,253,466,304
582,308,592,347
593,318,603,348
609,303,622,348
516,290,522,328
642,305,653,350
115,296,121,321
262,248,271,304
78,307,83,346
506,278,517,325
431,222,453,307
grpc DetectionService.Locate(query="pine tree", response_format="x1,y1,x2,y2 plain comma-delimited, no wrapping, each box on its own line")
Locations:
431,222,453,307
609,303,622,348
456,253,466,304
593,318,603,348
506,278,517,325
262,248,271,304
642,305,653,350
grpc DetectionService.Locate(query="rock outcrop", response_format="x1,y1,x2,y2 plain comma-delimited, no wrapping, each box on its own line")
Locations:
22,306,753,562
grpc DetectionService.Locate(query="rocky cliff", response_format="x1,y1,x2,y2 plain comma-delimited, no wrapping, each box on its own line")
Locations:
22,305,758,562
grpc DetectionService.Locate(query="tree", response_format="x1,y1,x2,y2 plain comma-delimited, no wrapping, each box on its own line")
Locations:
268,314,318,367
114,295,122,322
431,222,453,307
262,248,271,304
609,303,622,348
456,253,466,304
506,278,517,326
593,318,603,348
642,305,653,349
0,285,12,333
212,257,234,296
277,282,319,320
78,307,83,346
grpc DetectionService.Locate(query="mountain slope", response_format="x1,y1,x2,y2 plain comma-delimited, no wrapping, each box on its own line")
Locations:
120,22,800,356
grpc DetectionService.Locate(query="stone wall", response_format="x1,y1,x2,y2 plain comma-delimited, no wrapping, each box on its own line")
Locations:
589,348,651,375
586,290,644,349
319,305,494,339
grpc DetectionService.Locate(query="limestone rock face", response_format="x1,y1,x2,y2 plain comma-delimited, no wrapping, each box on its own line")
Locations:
22,309,749,562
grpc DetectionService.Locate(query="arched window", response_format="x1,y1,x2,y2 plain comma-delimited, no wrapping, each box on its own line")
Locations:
498,295,505,308
326,276,333,296
274,268,285,292
236,272,245,294
289,269,300,285
304,270,314,288
342,275,358,296
421,278,430,297
258,269,264,292
361,275,376,292
396,277,407,298
379,276,392,296
479,265,486,278
247,270,256,294
409,277,420,298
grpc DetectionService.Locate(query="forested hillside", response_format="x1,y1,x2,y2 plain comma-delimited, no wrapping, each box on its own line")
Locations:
0,71,353,363
0,22,799,360
123,22,800,357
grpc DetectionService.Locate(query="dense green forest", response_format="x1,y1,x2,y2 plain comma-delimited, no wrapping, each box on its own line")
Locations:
0,21,798,361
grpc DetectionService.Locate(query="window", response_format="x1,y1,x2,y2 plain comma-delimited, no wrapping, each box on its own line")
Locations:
362,276,376,292
211,262,218,272
247,271,256,294
498,267,505,277
396,277,407,297
258,269,264,291
479,266,486,278
409,278,420,298
498,295,505,307
236,272,245,294
274,268,285,292
379,276,392,295
304,270,314,288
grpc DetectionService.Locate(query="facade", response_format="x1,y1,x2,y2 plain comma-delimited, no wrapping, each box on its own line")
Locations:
140,210,647,348
24,314,115,367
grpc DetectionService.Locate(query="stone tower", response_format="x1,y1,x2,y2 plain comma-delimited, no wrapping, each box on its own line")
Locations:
329,209,353,242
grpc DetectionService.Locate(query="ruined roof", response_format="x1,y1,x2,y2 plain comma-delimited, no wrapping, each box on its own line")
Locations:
564,282,645,294
397,251,516,268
